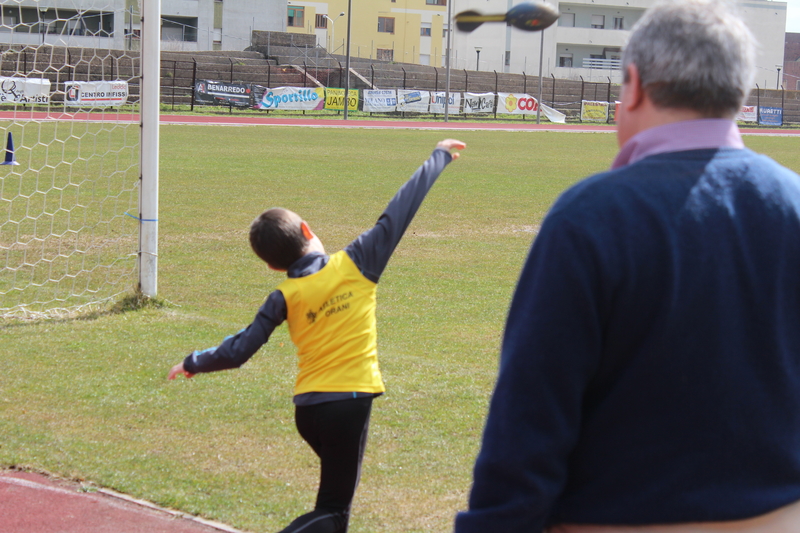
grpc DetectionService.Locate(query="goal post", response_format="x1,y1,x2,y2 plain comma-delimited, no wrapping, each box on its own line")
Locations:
0,0,159,318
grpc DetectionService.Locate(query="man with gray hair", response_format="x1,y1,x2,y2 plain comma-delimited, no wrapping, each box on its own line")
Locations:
454,1,800,532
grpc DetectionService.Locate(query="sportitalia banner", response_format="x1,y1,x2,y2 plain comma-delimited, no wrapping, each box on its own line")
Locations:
255,87,325,111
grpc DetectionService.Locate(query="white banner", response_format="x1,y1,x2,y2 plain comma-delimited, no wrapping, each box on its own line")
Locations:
396,90,430,113
255,86,325,110
463,92,496,114
737,105,757,123
363,89,397,112
0,77,50,104
429,91,462,114
64,80,129,107
497,93,540,115
540,103,567,124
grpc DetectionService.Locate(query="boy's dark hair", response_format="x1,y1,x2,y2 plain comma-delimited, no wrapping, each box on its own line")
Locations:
249,208,308,270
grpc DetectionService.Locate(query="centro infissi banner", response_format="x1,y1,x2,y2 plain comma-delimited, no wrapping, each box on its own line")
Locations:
194,80,253,107
255,87,325,110
64,80,128,107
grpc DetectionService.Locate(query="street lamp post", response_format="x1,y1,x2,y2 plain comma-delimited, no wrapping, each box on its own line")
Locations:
475,47,482,71
777,67,782,90
323,12,345,54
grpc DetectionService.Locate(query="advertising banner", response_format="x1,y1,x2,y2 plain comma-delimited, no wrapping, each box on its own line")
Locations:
0,77,50,104
325,88,359,111
540,103,567,124
429,91,462,114
497,93,540,115
581,100,609,122
396,90,430,113
363,89,397,112
255,86,325,111
64,80,128,107
759,106,783,126
737,105,757,123
194,80,252,107
463,92,496,114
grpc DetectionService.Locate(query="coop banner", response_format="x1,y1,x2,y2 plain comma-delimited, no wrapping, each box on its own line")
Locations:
463,92,496,114
497,93,540,115
0,77,50,104
194,80,253,107
737,105,757,123
759,106,783,126
363,90,397,112
255,86,325,110
64,80,128,107
429,91,462,114
396,90,430,113
581,100,609,122
325,88,359,111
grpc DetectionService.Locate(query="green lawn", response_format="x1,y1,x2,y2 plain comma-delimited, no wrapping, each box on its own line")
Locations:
1,126,798,532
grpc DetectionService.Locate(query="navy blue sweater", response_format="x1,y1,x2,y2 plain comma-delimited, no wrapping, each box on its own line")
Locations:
455,148,800,531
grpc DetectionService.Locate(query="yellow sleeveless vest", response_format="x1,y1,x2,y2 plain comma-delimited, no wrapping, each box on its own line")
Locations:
277,251,385,395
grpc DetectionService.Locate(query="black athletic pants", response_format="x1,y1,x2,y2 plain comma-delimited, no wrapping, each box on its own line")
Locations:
278,396,373,533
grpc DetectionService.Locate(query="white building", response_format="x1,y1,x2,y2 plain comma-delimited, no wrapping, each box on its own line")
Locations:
450,0,787,84
0,0,286,52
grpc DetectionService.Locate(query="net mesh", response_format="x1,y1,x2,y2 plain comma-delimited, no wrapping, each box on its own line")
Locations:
0,0,141,319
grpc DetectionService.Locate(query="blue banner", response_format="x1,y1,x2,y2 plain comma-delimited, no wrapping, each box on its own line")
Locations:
758,106,783,126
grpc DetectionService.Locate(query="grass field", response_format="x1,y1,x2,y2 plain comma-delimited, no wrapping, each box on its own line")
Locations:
2,125,799,532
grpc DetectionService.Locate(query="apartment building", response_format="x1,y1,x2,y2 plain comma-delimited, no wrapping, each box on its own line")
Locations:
0,0,786,87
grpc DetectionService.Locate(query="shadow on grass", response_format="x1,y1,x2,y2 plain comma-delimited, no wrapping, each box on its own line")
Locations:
0,289,175,329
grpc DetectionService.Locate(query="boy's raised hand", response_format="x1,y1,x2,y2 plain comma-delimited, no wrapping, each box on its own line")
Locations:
437,139,466,160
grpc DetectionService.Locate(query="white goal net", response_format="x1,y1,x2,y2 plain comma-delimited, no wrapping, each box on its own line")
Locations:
0,0,143,318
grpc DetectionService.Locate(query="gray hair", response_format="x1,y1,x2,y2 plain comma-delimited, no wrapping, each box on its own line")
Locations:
622,0,756,117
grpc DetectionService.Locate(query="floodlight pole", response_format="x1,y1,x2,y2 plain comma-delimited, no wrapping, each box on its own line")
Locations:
343,0,352,120
444,0,453,122
140,0,160,297
536,27,544,124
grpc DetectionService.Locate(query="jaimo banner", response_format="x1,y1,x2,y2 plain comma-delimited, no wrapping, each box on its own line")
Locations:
759,106,782,126
325,88,359,111
194,80,252,107
64,80,128,107
463,92,495,114
255,87,325,110
363,90,397,112
0,77,50,104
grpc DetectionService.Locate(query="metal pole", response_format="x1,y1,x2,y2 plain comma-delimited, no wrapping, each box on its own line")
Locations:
140,0,161,297
444,0,453,122
536,29,544,124
343,0,352,120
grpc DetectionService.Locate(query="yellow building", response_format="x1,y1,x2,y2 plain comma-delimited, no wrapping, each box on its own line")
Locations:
286,1,449,67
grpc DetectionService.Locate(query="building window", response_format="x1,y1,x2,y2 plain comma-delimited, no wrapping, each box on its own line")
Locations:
559,13,575,27
591,15,605,29
559,54,573,68
162,16,198,42
316,14,327,29
288,7,304,28
443,24,450,38
614,17,624,29
420,22,431,36
426,0,447,5
505,51,511,66
378,17,395,33
377,48,394,61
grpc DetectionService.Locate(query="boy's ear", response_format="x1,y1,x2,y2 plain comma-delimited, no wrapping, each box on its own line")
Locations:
300,221,315,241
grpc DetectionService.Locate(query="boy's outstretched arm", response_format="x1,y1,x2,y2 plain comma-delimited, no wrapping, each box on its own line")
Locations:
345,139,466,283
